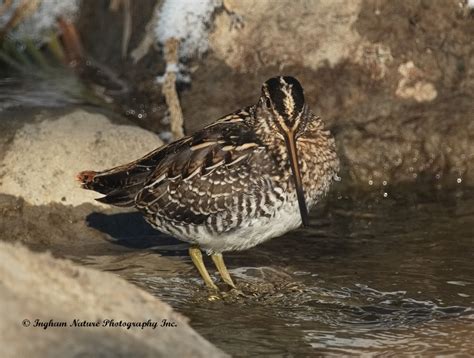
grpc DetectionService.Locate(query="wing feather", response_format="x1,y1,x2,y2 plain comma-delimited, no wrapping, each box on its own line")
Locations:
134,120,268,228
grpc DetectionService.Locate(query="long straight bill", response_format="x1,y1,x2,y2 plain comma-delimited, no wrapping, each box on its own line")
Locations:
283,130,309,227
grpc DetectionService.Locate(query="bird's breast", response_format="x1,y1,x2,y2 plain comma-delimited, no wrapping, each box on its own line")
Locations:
263,132,339,208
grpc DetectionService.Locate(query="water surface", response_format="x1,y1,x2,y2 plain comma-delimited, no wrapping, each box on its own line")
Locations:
80,186,474,356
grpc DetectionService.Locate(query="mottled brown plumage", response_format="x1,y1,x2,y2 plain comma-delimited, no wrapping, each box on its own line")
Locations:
78,76,339,290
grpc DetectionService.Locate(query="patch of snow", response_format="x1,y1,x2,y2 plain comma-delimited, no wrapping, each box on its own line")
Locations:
0,0,80,41
158,131,174,143
156,62,191,84
155,0,222,58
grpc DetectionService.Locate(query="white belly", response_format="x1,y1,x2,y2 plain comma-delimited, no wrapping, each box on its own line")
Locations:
193,199,302,253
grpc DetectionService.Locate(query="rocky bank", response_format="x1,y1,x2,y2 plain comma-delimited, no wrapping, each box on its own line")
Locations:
0,241,228,358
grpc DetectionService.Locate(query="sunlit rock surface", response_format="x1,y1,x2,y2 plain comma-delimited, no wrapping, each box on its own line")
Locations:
2,1,472,191
181,0,474,187
210,0,367,71
0,241,228,358
0,109,163,207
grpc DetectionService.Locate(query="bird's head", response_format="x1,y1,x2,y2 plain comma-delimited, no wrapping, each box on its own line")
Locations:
259,76,308,134
256,76,310,226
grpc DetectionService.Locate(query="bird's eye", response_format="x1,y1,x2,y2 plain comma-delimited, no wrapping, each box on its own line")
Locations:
265,98,272,108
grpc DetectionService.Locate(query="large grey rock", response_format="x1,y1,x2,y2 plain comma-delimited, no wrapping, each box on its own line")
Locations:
0,109,163,207
211,0,376,72
0,241,228,358
4,2,473,191
181,0,474,188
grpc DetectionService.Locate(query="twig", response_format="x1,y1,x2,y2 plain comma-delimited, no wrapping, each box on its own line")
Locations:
0,0,13,17
130,1,161,64
0,0,40,39
57,16,84,65
109,0,132,59
121,0,131,58
162,38,184,139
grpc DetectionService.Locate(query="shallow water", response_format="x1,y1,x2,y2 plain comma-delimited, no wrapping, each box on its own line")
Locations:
79,186,474,356
2,48,472,356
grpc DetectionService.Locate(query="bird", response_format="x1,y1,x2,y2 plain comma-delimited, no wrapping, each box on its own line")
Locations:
77,76,339,291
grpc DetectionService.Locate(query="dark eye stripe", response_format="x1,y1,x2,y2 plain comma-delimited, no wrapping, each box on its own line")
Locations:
265,97,272,108
264,76,305,119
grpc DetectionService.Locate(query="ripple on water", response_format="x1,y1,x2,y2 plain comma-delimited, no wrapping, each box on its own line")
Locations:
77,187,474,356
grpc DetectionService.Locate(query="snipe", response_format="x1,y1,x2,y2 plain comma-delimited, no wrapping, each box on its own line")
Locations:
77,76,339,290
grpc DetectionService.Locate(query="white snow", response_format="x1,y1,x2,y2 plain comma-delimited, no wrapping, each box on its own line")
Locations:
155,0,221,58
0,0,80,41
156,62,191,84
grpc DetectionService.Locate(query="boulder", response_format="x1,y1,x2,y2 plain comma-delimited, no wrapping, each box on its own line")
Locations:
0,109,163,207
185,0,474,188
0,241,228,358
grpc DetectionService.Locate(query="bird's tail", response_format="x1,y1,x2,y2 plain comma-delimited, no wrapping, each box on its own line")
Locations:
76,168,146,207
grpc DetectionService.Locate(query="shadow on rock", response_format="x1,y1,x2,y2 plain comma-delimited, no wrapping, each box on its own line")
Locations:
86,211,185,255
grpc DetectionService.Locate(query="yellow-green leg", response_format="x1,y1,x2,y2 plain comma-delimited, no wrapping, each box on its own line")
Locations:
189,246,218,290
211,253,236,288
